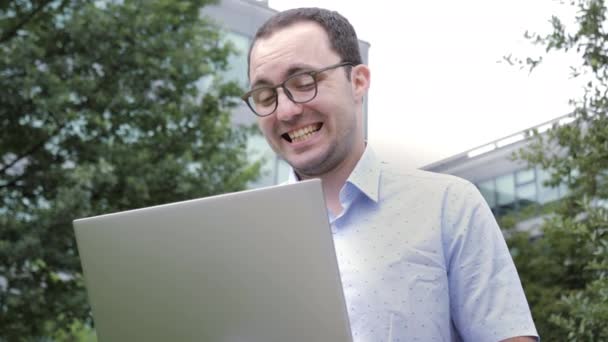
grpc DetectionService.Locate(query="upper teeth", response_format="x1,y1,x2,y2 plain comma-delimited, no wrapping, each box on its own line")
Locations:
288,124,318,141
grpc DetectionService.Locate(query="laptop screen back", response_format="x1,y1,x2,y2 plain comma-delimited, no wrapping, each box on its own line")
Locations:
73,179,352,342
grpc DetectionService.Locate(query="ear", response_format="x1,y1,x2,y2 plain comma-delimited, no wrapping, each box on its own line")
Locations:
351,64,371,103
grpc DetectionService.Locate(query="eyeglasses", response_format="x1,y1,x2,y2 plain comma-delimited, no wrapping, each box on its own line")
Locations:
241,62,354,117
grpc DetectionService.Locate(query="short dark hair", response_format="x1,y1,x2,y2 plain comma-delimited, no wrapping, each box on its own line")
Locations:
247,7,362,78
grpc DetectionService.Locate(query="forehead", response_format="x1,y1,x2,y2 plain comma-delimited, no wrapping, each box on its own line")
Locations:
249,21,339,85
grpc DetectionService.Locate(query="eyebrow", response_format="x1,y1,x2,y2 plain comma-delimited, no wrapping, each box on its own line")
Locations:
250,64,316,90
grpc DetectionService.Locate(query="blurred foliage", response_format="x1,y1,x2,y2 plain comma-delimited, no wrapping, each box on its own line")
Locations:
0,0,260,339
48,320,97,342
505,0,608,340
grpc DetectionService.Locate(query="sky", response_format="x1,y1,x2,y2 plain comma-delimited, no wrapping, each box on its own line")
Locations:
267,0,584,168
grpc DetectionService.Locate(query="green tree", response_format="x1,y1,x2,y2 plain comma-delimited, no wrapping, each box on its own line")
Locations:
0,0,260,339
505,0,608,340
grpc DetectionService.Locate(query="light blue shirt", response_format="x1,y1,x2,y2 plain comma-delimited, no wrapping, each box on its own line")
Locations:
288,146,538,342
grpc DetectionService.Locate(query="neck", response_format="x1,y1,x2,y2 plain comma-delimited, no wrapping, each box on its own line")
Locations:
298,141,366,216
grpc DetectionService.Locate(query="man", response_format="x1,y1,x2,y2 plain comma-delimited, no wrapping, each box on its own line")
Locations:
242,7,539,342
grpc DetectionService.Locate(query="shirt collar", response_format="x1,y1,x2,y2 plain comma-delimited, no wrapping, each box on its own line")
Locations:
346,145,381,203
285,145,381,203
286,166,299,184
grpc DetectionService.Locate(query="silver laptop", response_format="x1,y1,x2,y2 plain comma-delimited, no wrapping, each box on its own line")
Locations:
73,179,352,342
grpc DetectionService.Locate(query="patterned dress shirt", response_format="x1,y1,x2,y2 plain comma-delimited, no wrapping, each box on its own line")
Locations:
287,146,538,342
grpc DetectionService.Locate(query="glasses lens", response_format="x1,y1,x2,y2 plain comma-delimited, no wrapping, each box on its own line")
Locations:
249,87,277,116
284,73,317,103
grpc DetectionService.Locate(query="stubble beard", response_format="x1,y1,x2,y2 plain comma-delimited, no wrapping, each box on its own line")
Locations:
290,126,358,179
291,142,342,178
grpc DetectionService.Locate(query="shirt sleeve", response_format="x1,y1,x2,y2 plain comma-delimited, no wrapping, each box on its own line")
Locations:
442,180,539,341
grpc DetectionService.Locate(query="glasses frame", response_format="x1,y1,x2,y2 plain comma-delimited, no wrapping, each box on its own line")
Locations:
241,61,355,117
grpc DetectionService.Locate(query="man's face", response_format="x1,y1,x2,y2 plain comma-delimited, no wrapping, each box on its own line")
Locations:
248,21,369,177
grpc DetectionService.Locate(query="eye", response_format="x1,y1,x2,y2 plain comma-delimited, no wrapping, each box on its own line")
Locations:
287,74,316,91
253,88,276,105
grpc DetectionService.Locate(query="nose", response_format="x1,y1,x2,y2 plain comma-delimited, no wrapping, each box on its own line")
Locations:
275,89,302,122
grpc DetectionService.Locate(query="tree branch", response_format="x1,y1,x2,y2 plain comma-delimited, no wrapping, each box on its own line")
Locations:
0,139,47,176
0,0,56,44
0,167,30,190
0,110,66,177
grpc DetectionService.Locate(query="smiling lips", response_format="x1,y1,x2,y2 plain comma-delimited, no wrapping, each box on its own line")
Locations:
283,123,323,143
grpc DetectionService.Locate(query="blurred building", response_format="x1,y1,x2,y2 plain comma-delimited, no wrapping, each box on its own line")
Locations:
422,114,574,230
202,0,370,187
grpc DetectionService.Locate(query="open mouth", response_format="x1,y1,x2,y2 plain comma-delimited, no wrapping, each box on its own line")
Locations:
282,123,323,143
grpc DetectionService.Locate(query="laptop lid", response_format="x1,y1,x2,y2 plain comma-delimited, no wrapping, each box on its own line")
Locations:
73,179,352,342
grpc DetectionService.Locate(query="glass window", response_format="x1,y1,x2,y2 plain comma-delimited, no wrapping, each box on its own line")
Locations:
477,180,496,208
516,182,537,209
559,182,570,198
246,133,275,188
515,168,535,185
221,31,251,88
194,32,251,102
558,168,579,198
536,167,560,204
496,173,516,215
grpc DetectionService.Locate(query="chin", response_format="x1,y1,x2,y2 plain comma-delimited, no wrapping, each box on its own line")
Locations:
289,154,337,177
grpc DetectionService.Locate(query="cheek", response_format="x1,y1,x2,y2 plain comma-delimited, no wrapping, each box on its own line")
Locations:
257,118,275,139
320,100,349,126
317,87,353,117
